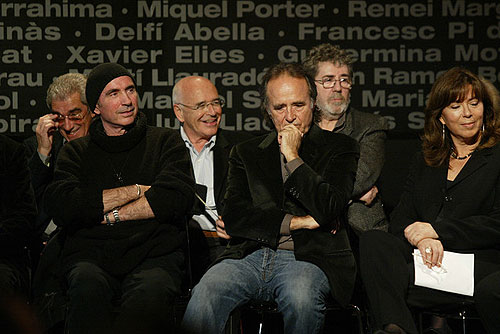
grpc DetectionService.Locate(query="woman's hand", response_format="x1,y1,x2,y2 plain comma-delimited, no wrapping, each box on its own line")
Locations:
416,238,444,269
404,221,439,246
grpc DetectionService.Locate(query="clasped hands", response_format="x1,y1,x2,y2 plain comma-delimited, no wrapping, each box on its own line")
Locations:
404,221,443,269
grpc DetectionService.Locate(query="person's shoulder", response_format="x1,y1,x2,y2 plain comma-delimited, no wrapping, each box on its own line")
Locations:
0,134,23,152
147,125,179,137
233,131,271,152
350,108,389,130
313,125,358,149
218,128,255,145
482,141,500,158
24,134,37,147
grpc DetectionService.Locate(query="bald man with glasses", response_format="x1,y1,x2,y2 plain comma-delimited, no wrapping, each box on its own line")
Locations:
172,76,253,283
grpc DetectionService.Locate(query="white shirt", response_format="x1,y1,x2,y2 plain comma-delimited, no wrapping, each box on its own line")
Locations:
180,126,218,231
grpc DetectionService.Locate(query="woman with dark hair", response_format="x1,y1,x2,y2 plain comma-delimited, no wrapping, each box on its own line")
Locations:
359,67,500,334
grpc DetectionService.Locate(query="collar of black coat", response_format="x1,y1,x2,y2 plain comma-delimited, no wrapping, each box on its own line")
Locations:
89,112,147,153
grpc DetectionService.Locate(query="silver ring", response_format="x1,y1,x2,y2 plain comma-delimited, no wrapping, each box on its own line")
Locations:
425,247,432,254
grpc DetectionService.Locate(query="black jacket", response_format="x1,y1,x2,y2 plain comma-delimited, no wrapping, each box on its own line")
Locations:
221,125,360,306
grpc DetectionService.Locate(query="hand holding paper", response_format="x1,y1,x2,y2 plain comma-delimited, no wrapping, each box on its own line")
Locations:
413,249,474,296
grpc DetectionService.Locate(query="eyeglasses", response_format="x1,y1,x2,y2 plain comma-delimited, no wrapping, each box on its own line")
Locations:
177,98,225,111
53,110,88,122
315,76,352,89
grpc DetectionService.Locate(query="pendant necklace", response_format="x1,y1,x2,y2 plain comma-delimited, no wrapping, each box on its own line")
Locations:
108,152,132,185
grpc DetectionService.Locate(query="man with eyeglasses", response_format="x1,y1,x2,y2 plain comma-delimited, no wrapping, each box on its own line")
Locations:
182,63,359,334
303,43,390,237
24,73,94,263
41,63,194,334
172,76,253,283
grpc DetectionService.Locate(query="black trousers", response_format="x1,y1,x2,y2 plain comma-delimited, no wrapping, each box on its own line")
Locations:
359,230,500,334
65,250,184,334
188,219,227,285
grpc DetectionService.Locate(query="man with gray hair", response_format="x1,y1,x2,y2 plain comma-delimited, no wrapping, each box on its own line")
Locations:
24,73,93,257
303,43,390,236
182,63,359,333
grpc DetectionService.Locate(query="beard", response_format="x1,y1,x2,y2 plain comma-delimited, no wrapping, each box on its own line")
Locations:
317,93,351,121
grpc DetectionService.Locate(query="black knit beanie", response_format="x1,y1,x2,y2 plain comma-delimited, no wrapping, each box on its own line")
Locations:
85,63,135,112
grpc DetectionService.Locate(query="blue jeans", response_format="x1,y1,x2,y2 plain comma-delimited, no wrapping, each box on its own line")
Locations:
182,248,331,334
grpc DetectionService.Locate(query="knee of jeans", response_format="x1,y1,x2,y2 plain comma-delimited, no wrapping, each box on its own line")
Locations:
191,277,222,301
281,288,323,311
280,277,327,310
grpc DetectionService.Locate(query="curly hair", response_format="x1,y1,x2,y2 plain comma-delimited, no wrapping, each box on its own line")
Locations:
302,43,354,79
46,73,87,109
422,67,500,167
259,62,317,128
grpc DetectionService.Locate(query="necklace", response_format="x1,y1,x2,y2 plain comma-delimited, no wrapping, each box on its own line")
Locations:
450,151,473,160
107,152,132,185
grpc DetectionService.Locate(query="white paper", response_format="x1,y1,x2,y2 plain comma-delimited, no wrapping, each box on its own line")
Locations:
413,249,474,296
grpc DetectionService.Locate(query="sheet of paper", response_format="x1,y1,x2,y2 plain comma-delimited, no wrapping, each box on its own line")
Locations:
413,249,474,296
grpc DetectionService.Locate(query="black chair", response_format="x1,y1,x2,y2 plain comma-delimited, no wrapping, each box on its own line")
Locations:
416,300,484,334
237,299,365,334
173,217,196,328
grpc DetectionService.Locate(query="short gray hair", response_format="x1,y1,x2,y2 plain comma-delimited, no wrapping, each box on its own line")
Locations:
46,73,87,109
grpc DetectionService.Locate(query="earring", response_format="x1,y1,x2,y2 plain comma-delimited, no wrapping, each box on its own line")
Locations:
482,123,485,132
442,123,445,142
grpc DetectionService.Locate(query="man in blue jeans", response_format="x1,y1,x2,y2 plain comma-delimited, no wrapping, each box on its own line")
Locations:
182,62,360,333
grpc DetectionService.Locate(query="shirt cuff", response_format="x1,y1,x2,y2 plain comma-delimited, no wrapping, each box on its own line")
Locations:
284,157,303,180
280,214,293,235
37,151,51,167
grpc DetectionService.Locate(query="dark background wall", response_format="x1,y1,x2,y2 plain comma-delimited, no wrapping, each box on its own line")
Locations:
1,0,499,140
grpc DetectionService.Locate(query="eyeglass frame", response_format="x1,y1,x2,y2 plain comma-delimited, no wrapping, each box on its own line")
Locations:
314,76,353,90
51,108,90,122
176,98,225,111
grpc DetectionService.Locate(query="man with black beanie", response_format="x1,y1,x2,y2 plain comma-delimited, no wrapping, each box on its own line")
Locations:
43,62,194,333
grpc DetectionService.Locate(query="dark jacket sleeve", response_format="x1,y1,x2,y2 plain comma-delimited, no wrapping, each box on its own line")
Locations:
351,114,388,198
144,129,195,226
0,136,37,250
44,139,104,228
388,153,422,239
24,136,54,210
223,143,285,245
283,139,359,228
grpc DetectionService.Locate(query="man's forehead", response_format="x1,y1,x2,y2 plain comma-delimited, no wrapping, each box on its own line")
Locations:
317,62,349,75
267,75,310,102
183,79,219,103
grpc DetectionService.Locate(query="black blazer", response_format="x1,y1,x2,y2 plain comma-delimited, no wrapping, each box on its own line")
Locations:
24,133,65,236
390,144,500,264
221,125,360,306
190,129,253,216
213,129,253,212
0,135,37,260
